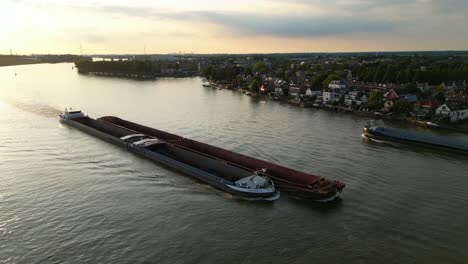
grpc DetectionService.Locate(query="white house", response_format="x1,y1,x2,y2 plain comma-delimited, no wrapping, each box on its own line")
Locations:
289,86,301,97
328,80,347,90
344,91,368,106
305,87,322,97
435,101,468,122
323,91,342,103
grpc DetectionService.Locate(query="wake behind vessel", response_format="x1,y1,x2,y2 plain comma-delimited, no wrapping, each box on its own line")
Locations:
60,109,345,201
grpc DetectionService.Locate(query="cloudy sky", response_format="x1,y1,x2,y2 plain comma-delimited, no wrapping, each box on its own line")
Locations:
2,0,467,54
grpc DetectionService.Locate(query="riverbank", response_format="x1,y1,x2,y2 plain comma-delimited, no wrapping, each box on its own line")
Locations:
0,54,82,67
80,71,198,79
0,55,39,67
74,59,199,79
205,81,468,134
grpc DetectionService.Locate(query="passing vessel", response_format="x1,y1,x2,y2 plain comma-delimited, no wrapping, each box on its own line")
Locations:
60,109,345,201
362,126,468,153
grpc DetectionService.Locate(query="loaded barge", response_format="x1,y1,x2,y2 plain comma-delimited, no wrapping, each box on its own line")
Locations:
363,126,468,153
60,109,345,201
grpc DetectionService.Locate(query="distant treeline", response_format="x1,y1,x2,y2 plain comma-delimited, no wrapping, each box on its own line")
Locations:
202,65,251,82
353,60,468,84
75,60,156,74
0,54,82,67
74,59,198,77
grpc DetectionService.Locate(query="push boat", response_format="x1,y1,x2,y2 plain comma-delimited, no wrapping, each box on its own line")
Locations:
362,126,468,153
60,109,345,201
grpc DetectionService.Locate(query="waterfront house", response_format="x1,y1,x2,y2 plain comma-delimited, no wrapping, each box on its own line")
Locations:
344,91,368,106
305,87,322,97
435,101,468,122
323,90,342,103
323,91,334,103
414,100,438,119
384,89,399,101
289,86,301,97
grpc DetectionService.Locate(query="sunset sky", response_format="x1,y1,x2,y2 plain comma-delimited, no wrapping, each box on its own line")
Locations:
2,0,468,54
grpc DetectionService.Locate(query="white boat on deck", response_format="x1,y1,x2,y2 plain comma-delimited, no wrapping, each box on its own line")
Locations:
226,169,276,194
59,108,86,120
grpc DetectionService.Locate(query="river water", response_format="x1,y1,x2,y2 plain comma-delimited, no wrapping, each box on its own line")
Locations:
1,63,467,263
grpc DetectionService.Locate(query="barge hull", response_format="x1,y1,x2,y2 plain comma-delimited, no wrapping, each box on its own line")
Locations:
98,116,345,200
364,127,468,153
63,118,277,199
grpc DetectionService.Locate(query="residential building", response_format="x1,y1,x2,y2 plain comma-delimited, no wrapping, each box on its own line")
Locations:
289,86,301,97
305,87,322,97
384,89,399,101
435,101,468,122
344,91,368,106
323,90,342,103
328,80,347,90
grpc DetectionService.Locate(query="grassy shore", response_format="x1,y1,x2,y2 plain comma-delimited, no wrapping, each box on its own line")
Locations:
0,54,82,67
0,55,40,67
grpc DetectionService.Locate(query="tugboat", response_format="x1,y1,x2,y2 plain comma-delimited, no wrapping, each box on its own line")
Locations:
225,169,276,196
59,108,86,120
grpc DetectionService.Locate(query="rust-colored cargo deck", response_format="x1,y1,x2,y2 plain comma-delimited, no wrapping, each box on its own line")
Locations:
98,116,345,201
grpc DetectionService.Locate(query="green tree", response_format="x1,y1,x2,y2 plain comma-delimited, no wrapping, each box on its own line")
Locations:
368,90,384,110
248,77,261,93
433,84,446,94
253,61,268,73
322,73,338,89
310,72,328,88
435,92,446,104
401,83,419,94
391,99,411,114
373,64,385,82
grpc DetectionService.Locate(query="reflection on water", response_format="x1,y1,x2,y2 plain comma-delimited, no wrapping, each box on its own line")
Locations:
0,63,467,264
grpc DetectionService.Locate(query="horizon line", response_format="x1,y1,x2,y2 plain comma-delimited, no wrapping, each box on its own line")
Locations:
3,49,468,57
